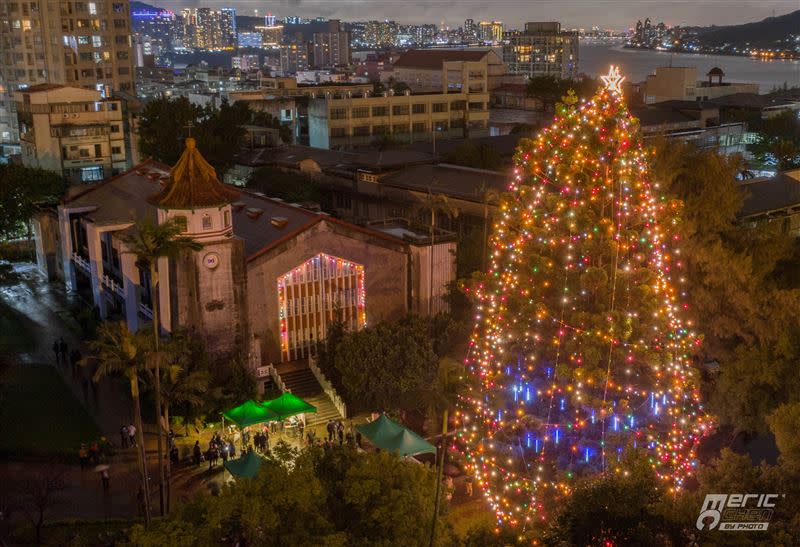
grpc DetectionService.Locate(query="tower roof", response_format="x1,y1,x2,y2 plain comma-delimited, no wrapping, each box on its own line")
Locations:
147,138,239,209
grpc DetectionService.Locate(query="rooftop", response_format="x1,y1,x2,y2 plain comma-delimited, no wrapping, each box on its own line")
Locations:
393,49,492,69
234,145,435,172
378,163,509,202
148,138,241,210
739,169,800,219
64,158,422,259
23,83,66,93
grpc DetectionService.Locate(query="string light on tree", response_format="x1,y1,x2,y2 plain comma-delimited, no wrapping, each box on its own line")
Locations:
456,66,711,530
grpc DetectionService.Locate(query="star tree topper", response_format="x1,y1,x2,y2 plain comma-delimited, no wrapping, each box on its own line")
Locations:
601,65,626,94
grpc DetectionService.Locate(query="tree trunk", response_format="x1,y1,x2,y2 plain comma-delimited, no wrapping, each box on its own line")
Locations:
429,408,448,547
429,210,435,316
149,263,166,517
131,376,151,525
163,401,171,514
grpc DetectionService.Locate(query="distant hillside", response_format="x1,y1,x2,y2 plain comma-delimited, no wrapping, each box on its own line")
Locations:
693,10,800,48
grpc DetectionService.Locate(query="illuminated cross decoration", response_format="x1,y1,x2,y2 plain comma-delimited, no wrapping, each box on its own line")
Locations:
601,65,625,94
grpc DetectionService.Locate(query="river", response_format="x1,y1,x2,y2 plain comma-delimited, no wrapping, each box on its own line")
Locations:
579,41,800,93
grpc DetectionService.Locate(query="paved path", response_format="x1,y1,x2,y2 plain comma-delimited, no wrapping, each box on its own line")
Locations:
0,264,324,532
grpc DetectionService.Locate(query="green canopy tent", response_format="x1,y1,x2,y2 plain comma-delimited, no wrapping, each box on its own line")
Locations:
356,414,435,457
222,400,280,428
262,392,317,420
224,451,264,479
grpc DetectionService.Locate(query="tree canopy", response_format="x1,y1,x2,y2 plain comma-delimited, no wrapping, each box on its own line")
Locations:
138,97,291,175
747,110,800,170
442,140,502,170
0,164,66,241
128,445,451,547
651,139,800,432
246,166,329,208
525,75,600,110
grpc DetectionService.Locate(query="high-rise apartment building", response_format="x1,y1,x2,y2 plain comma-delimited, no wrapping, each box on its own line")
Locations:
363,20,398,47
311,20,350,69
503,22,579,79
463,19,476,42
219,8,236,49
280,41,309,74
0,1,134,155
478,21,503,44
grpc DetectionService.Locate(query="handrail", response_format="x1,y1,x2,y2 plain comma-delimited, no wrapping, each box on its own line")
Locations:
309,355,347,419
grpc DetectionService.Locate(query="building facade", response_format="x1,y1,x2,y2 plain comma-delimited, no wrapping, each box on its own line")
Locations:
0,0,134,155
392,49,523,94
308,89,491,149
280,41,310,74
16,84,127,183
503,22,579,79
640,66,760,104
37,138,456,365
311,20,351,69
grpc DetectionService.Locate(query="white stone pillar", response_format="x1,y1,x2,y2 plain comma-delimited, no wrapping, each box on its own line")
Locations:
57,207,76,291
85,223,108,318
157,255,171,333
120,246,139,332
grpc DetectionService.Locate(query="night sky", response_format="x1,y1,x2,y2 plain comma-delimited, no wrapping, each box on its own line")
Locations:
160,0,797,30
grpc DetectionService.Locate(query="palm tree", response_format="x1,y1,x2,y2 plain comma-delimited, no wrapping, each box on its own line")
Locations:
86,321,152,525
416,190,459,315
121,217,201,516
424,357,464,547
476,183,501,272
157,330,211,513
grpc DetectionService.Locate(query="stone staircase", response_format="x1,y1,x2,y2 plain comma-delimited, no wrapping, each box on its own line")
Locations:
277,365,343,423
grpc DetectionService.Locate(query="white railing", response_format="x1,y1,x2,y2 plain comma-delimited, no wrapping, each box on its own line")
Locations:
309,355,347,418
138,303,153,319
71,252,90,273
101,274,124,296
257,364,287,392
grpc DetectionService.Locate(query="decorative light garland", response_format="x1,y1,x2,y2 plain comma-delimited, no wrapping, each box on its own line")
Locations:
456,67,712,531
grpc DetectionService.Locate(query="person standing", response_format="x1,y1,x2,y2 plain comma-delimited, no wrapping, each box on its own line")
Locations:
119,425,128,449
465,475,473,497
128,423,136,447
326,420,335,442
78,444,89,469
193,441,202,466
355,430,362,449
101,469,110,492
52,340,61,364
58,338,68,363
337,421,344,446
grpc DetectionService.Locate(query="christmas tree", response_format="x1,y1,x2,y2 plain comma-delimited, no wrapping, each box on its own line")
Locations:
457,67,711,528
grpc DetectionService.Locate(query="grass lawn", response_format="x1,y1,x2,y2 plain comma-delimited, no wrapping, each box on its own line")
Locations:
0,300,38,355
0,364,101,459
448,498,495,538
9,518,136,545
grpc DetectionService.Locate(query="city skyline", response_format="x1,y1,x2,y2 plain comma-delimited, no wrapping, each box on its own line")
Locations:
159,0,798,30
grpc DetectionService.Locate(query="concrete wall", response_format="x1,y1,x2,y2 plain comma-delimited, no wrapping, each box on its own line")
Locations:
246,220,410,363
32,209,62,281
308,99,330,149
170,237,249,362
